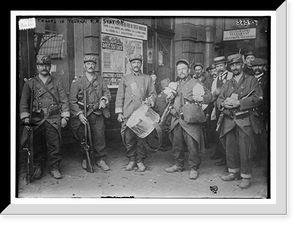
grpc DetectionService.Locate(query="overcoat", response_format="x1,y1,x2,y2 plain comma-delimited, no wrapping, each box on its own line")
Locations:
69,73,111,138
20,75,70,139
169,76,212,153
216,73,263,154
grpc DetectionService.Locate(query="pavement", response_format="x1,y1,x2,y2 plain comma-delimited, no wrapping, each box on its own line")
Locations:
17,137,269,199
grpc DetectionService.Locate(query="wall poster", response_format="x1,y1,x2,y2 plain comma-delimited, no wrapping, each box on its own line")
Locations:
101,33,143,88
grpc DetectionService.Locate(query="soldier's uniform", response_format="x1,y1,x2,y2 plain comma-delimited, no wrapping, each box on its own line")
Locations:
166,59,212,179
20,55,70,178
216,54,263,188
115,54,157,167
69,56,111,167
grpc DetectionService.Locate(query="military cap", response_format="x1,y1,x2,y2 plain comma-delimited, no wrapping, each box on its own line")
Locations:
176,59,190,67
36,54,51,65
83,55,97,64
206,63,216,72
244,51,255,58
129,54,143,62
213,56,228,65
228,53,243,65
193,62,204,69
251,58,267,66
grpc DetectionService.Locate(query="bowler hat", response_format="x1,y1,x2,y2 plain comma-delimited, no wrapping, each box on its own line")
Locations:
36,55,51,65
84,55,97,64
129,54,143,62
176,59,190,67
213,56,228,65
251,58,267,66
228,53,243,65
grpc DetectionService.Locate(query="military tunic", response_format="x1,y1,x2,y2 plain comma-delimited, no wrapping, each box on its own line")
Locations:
115,72,157,163
216,73,263,178
69,73,111,159
168,75,212,170
19,75,70,169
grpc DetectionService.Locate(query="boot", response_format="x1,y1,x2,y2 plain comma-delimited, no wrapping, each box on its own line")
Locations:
125,161,136,171
49,169,62,179
33,166,43,179
137,162,146,172
82,159,87,170
221,172,241,181
165,165,184,173
97,159,110,171
189,169,198,180
239,178,251,189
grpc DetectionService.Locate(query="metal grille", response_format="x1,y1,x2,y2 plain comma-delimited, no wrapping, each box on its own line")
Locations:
37,34,64,59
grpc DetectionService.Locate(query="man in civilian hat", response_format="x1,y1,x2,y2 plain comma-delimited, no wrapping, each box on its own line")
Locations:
20,54,70,179
115,54,157,172
216,53,263,189
243,51,256,76
164,59,212,180
69,55,111,172
251,58,269,176
193,62,213,92
209,56,233,165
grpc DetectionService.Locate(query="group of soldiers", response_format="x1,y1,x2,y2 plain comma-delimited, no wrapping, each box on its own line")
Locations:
20,50,269,190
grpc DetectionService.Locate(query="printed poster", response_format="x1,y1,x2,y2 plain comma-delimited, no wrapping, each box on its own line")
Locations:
101,34,143,87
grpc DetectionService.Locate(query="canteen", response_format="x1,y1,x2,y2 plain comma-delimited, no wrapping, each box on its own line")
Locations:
127,103,160,138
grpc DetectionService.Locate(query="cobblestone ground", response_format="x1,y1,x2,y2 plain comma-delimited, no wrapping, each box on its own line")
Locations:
17,137,269,199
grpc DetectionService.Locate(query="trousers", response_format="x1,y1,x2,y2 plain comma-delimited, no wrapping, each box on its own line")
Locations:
77,113,107,160
121,126,147,163
170,124,201,170
33,120,61,170
222,125,252,178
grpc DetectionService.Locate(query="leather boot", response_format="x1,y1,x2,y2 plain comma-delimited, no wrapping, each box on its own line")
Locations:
189,169,198,180
125,161,136,171
239,178,251,189
97,159,110,171
165,165,184,173
137,162,146,172
82,159,87,170
33,166,43,179
221,172,241,181
49,169,62,179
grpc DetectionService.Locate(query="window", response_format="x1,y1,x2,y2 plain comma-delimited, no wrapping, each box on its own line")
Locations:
35,34,64,59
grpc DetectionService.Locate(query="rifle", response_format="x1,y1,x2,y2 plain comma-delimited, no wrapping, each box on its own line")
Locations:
22,80,35,184
158,100,172,127
82,88,95,173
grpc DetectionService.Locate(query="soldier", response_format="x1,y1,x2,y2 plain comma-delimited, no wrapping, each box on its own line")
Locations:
69,55,111,171
20,54,70,179
216,53,263,189
164,59,212,180
115,54,157,172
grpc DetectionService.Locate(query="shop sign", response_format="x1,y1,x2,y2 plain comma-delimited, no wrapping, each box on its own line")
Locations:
101,17,148,40
223,28,256,41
